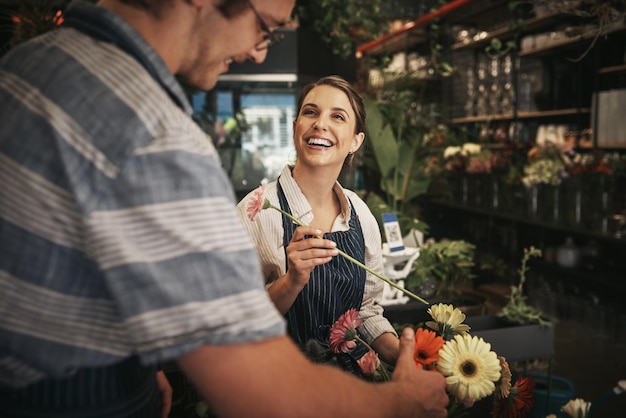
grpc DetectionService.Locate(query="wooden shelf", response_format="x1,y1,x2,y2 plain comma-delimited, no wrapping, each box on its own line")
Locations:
599,64,626,75
519,22,626,57
452,108,591,124
451,11,565,51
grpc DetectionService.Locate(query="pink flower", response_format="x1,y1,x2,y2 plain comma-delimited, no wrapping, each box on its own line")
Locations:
246,179,267,221
329,308,363,353
357,350,380,376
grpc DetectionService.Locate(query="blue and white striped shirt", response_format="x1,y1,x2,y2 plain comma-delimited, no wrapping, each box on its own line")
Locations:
0,0,284,389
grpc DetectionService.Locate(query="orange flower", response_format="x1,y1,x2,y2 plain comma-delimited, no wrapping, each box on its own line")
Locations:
329,308,363,353
413,328,444,370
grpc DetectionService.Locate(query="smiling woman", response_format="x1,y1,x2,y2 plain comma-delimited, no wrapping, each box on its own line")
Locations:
237,75,403,376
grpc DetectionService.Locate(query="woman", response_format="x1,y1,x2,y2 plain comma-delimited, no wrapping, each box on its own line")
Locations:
237,75,399,374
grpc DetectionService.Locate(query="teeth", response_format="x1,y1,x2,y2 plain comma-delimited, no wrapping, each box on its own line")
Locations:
225,58,232,64
307,138,332,147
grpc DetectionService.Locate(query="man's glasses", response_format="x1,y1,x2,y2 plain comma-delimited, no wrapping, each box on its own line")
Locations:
245,0,287,51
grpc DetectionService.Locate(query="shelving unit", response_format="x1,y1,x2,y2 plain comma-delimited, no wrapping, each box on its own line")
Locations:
356,0,626,289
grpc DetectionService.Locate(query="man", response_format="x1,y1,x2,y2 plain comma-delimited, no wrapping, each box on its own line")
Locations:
0,0,449,417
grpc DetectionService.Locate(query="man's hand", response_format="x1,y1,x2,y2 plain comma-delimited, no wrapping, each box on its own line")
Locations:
156,370,172,418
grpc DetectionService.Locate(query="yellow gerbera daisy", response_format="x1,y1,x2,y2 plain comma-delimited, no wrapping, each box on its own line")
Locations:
436,334,501,401
426,303,471,337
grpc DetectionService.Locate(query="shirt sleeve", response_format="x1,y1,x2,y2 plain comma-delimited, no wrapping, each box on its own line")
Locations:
86,144,286,364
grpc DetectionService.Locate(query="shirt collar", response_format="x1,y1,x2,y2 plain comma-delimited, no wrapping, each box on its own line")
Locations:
278,165,351,227
63,0,193,115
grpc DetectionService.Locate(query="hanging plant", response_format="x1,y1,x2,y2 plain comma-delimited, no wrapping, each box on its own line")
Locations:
296,0,388,58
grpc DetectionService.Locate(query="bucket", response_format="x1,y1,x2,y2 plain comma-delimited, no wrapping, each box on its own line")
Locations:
528,372,576,418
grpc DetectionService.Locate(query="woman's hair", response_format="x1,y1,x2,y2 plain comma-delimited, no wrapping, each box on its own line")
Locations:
296,75,366,136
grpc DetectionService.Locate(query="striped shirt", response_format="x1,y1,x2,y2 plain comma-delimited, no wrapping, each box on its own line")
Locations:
0,1,284,389
237,165,397,344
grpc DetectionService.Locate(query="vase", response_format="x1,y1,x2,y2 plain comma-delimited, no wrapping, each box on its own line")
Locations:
539,184,560,224
526,184,539,219
561,181,583,228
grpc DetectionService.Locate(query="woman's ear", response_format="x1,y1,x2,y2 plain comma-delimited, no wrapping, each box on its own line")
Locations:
350,132,365,154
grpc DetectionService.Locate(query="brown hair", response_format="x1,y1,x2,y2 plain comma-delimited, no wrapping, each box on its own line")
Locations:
117,0,247,18
296,75,366,136
295,76,366,166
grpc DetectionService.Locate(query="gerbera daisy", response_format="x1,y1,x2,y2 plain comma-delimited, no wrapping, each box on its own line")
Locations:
329,308,363,353
436,334,501,401
426,303,470,339
413,328,445,370
493,374,535,418
561,398,591,418
357,350,380,376
494,357,512,399
246,179,268,221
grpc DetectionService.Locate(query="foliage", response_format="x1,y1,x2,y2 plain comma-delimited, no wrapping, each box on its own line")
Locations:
484,1,529,59
497,246,551,326
0,0,69,56
362,80,443,234
296,0,388,58
406,239,476,298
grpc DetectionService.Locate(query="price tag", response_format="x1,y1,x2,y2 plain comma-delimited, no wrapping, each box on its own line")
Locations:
382,213,405,253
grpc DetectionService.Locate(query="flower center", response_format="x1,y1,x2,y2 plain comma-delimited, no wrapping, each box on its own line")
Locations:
461,360,477,377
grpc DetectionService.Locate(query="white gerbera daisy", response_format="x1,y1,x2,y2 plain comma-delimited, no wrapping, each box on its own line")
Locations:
426,303,471,338
436,334,501,401
561,398,591,418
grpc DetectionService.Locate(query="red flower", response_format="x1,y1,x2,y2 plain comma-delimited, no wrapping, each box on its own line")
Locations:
329,308,363,353
493,375,535,418
357,350,379,376
246,179,267,221
413,328,444,370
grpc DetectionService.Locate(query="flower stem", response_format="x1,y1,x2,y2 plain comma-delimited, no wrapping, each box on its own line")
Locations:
266,202,429,305
355,336,390,381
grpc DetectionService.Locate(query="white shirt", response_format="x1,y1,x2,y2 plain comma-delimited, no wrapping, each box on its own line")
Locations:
237,165,397,344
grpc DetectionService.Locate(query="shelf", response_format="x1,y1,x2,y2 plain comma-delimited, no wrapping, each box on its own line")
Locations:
452,108,591,124
519,22,626,57
599,64,626,75
426,199,625,244
451,11,565,51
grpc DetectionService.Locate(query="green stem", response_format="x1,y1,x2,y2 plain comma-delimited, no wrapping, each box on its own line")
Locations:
266,202,429,305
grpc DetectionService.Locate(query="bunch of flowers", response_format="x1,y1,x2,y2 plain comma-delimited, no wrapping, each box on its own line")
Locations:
330,303,536,417
521,143,576,187
443,143,482,173
246,180,429,304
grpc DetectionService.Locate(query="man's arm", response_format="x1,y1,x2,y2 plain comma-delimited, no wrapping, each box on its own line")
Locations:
177,328,448,418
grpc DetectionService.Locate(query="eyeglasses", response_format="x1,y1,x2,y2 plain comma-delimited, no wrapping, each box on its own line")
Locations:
245,0,285,51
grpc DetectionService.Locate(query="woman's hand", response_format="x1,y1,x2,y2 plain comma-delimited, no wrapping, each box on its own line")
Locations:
284,226,338,288
267,226,338,314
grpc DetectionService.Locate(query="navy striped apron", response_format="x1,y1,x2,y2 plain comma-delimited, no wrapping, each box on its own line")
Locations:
278,181,368,374
0,357,159,417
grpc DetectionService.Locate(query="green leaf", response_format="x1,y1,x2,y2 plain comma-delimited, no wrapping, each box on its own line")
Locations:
364,98,399,181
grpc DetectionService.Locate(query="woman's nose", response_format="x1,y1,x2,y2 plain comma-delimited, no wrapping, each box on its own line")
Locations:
313,116,327,130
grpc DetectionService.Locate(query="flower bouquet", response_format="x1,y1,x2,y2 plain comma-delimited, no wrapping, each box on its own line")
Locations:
330,303,537,417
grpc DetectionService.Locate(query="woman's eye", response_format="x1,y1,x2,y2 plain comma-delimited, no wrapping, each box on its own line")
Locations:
333,114,346,121
302,109,316,116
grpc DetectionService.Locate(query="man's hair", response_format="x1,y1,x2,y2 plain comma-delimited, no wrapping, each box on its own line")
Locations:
116,0,247,18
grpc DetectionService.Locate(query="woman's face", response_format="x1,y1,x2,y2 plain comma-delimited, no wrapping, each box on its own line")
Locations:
293,85,364,170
